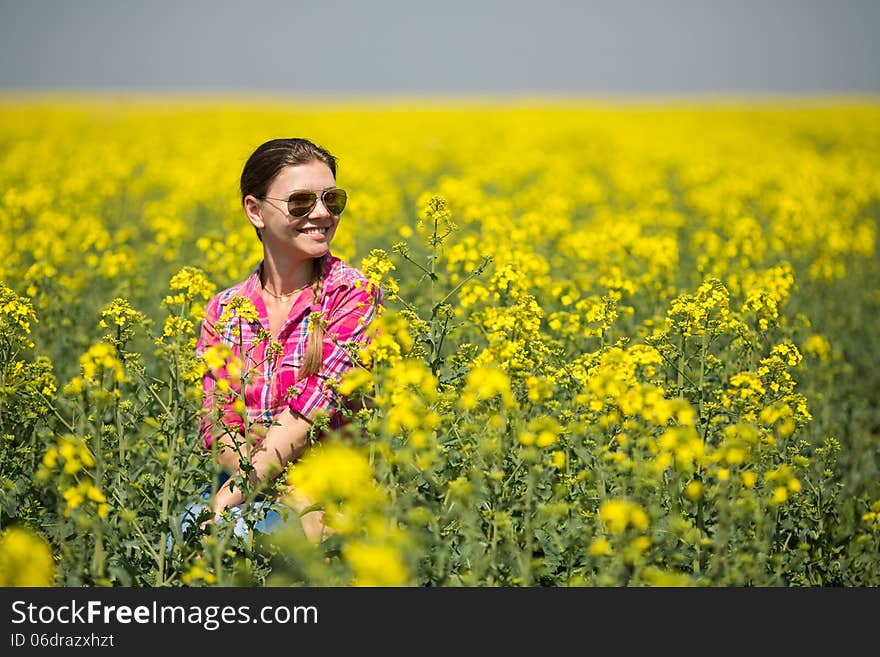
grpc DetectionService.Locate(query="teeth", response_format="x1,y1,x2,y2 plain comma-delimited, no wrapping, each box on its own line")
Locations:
300,227,327,235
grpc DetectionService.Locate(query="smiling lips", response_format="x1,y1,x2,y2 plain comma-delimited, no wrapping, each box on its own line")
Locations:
299,226,329,237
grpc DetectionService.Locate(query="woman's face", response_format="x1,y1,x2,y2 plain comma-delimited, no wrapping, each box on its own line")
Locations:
252,160,340,260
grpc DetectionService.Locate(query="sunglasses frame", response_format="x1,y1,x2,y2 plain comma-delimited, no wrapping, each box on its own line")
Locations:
262,187,347,217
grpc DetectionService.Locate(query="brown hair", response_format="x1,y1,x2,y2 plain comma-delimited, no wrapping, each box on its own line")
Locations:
240,137,338,224
299,253,328,377
241,138,337,378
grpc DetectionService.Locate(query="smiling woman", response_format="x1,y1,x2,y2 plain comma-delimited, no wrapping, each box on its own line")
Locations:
193,137,383,543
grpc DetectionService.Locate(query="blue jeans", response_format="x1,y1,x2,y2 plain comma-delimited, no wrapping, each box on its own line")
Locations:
176,473,291,543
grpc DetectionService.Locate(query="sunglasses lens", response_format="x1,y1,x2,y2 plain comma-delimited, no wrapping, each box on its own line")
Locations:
287,191,318,217
323,189,347,215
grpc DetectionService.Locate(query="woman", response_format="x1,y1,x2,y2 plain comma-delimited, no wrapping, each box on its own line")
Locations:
194,137,382,542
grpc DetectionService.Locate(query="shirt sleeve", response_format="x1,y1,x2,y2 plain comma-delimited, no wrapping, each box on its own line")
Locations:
284,281,383,422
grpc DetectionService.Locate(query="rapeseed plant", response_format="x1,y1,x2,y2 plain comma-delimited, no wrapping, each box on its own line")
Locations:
1,99,878,586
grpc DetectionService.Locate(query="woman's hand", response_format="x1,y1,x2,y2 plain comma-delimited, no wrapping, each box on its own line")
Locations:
199,408,312,531
197,475,246,530
282,483,331,545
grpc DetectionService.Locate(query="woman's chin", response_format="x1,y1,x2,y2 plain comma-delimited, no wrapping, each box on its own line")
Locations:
268,236,332,259
300,242,331,259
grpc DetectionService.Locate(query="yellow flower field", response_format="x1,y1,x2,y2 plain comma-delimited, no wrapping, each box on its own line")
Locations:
1,95,878,586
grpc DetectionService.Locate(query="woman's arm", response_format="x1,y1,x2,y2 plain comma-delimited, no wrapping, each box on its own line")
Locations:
209,407,312,519
207,410,328,543
209,425,244,473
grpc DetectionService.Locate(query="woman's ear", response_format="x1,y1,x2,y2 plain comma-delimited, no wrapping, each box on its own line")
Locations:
243,195,265,230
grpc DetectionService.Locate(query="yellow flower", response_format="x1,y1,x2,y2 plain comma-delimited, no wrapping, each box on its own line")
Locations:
630,505,650,531
216,296,259,333
685,480,703,501
343,541,409,586
202,344,231,370
599,500,630,534
801,334,831,361
461,364,516,409
80,342,125,383
0,527,55,586
100,297,146,330
725,447,746,465
588,537,613,557
417,194,454,236
287,442,377,503
42,446,58,469
599,499,650,534
0,284,38,334
161,315,194,339
771,486,789,504
631,535,652,553
447,476,474,500
641,566,693,587
359,249,397,290
167,266,215,302
59,439,77,461
531,416,562,448
550,451,566,469
359,312,413,366
86,485,106,503
338,367,374,396
181,562,217,585
79,445,94,468
63,486,85,509
225,356,243,380
535,431,556,447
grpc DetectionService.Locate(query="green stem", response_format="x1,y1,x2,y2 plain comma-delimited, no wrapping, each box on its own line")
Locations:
398,250,436,281
487,509,498,585
654,339,698,388
116,327,126,481
434,256,492,310
110,489,161,563
90,523,106,582
35,389,76,433
155,357,178,585
521,468,535,586
677,334,686,392
698,325,708,440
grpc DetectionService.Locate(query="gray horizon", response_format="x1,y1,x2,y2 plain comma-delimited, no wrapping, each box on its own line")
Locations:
1,0,878,95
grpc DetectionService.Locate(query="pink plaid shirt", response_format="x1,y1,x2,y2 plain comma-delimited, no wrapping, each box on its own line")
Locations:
196,254,382,449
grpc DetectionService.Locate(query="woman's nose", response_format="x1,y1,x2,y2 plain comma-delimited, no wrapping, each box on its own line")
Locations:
310,196,331,218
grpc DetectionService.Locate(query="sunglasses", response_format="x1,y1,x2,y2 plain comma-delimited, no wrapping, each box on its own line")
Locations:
262,188,347,217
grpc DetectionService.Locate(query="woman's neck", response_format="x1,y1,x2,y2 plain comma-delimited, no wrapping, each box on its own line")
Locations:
260,252,316,296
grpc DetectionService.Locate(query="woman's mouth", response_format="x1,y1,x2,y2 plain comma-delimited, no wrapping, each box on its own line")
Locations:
298,226,328,237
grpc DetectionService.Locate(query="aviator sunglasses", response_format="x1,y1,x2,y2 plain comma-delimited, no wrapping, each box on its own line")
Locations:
261,188,348,217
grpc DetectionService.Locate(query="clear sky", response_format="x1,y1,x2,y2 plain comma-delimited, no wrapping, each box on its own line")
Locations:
1,0,878,95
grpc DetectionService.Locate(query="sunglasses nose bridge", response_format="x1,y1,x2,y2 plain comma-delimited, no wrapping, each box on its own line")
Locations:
308,193,332,218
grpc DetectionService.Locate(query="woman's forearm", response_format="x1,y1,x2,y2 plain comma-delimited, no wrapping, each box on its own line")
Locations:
250,408,312,483
211,408,313,516
214,431,242,473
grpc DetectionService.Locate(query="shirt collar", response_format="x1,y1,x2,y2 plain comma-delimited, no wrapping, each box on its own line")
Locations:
246,253,346,294
242,253,347,325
